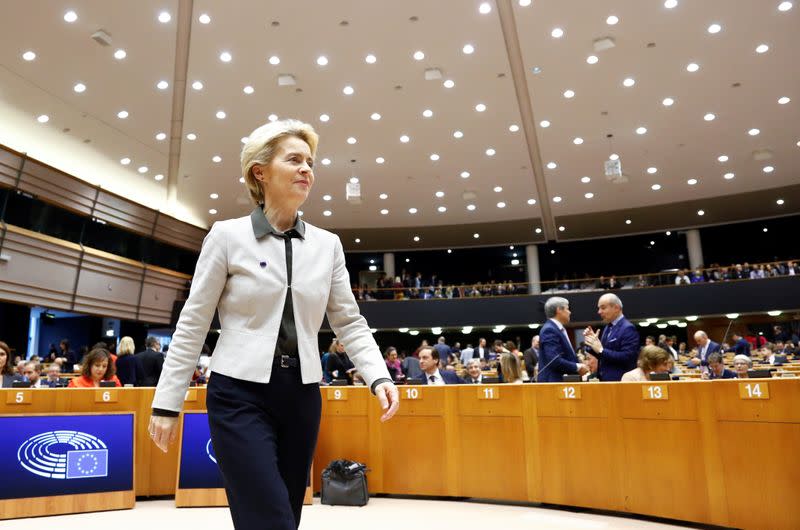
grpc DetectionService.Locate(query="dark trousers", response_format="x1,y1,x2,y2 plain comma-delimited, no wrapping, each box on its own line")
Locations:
207,362,321,530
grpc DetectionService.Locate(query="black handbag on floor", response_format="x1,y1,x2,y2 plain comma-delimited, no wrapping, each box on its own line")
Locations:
320,459,369,506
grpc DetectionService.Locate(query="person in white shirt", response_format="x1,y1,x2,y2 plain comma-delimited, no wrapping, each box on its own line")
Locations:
464,359,483,384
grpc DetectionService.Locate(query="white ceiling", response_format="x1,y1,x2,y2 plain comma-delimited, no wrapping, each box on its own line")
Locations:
0,0,797,240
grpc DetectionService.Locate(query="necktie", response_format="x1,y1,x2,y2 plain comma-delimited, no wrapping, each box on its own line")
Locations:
429,375,436,383
274,229,301,357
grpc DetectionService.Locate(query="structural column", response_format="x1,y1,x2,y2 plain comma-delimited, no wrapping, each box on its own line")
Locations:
525,244,541,294
686,229,704,270
383,252,395,280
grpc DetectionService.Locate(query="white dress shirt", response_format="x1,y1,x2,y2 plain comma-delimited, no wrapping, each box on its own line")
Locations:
426,369,445,385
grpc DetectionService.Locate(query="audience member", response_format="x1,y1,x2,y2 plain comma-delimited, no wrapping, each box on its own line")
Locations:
499,353,523,384
688,331,720,367
419,347,463,384
537,297,588,382
473,338,491,360
733,355,753,378
583,293,640,381
645,336,655,346
115,336,139,386
621,346,672,382
523,336,539,381
584,351,600,381
327,339,356,382
434,336,451,368
459,343,475,365
702,352,736,380
464,359,484,384
725,332,752,357
44,364,68,387
384,347,404,382
68,348,121,387
136,336,164,387
58,338,80,372
21,361,44,388
0,341,21,388
401,352,423,380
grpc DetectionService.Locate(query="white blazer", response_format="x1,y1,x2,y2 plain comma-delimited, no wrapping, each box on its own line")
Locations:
152,209,390,413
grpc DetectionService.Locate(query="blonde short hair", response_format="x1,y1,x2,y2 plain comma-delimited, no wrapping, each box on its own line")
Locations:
118,336,135,356
241,119,319,205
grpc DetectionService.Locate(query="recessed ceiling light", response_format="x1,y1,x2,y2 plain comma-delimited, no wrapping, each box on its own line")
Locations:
636,126,647,135
581,176,591,183
493,186,503,193
697,209,705,216
778,96,791,105
269,55,280,65
763,165,774,173
186,133,197,140
343,85,354,95
573,137,584,145
717,155,729,162
268,114,278,122
479,2,492,14
509,124,519,132
609,153,619,160
547,162,557,169
22,50,36,61
155,80,169,90
651,184,662,191
73,83,86,93
724,172,735,180
155,132,166,141
704,113,716,121
212,155,222,163
585,192,594,199
623,77,635,87
347,137,357,144
535,227,542,234
475,103,486,112
666,231,672,236
413,50,425,61
707,23,722,34
559,226,566,232
467,204,476,211
553,196,562,203
117,110,129,119
209,193,219,199
443,79,455,88
409,208,418,214
379,193,388,199
437,206,447,213
607,15,619,25
519,0,532,6
686,62,700,72
319,114,330,122
485,148,496,156
376,157,385,164
777,198,785,205
154,174,164,181
422,109,433,118
191,80,203,90
355,238,361,243
778,1,793,11
453,130,464,138
461,171,470,178
64,10,78,22
662,97,675,106
551,27,564,38
114,49,127,60
370,112,381,120
380,209,389,215
158,11,171,23
430,153,440,161
664,0,678,8
493,201,505,209
120,157,130,165
748,128,760,136
198,13,211,24
647,167,657,174
540,120,551,128
413,236,420,242
400,135,410,143
756,44,769,54
563,89,575,98
209,209,217,215
687,178,698,185
527,198,537,205
586,55,599,64
316,55,328,66
625,219,632,225
473,233,480,239
365,54,377,64
435,191,445,198
216,110,226,119
323,210,332,217
462,44,475,54
322,194,332,201
321,158,331,165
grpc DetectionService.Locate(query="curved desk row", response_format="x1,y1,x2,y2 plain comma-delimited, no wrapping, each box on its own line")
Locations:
1,380,797,529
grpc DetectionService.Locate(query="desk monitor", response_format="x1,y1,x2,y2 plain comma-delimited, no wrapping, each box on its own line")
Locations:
11,381,31,388
482,376,500,384
330,379,349,386
649,373,671,381
747,369,773,379
562,374,582,383
99,381,117,388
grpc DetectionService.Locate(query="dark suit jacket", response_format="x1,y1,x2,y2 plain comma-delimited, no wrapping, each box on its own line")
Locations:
697,340,721,366
136,348,164,387
327,352,355,380
597,317,640,382
537,320,579,383
2,373,22,388
421,370,464,385
115,354,140,386
726,338,751,357
523,347,539,377
710,368,736,379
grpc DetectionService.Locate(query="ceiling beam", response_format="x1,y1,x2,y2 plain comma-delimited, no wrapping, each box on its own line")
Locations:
495,0,556,241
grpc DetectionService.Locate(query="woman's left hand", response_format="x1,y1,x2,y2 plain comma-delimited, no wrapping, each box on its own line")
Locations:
375,381,399,422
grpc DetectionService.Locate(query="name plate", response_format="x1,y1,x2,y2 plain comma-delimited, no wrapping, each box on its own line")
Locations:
558,385,582,400
95,389,119,403
327,388,348,401
478,387,500,400
739,382,769,399
184,388,198,402
642,384,669,400
403,387,422,400
6,390,32,405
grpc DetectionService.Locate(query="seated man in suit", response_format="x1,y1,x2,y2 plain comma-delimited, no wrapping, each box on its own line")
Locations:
419,346,464,385
582,293,640,381
537,297,588,383
464,358,484,384
523,335,539,381
21,361,45,388
688,330,721,367
725,332,752,357
702,352,736,379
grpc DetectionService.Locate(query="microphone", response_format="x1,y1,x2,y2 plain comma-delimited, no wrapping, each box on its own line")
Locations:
536,348,581,381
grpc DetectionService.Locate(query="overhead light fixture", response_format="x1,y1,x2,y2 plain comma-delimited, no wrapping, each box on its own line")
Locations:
767,310,782,316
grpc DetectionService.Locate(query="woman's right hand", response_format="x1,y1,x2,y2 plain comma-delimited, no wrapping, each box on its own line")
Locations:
148,415,179,453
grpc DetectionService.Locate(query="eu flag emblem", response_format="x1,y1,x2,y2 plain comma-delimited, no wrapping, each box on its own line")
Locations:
66,449,108,479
